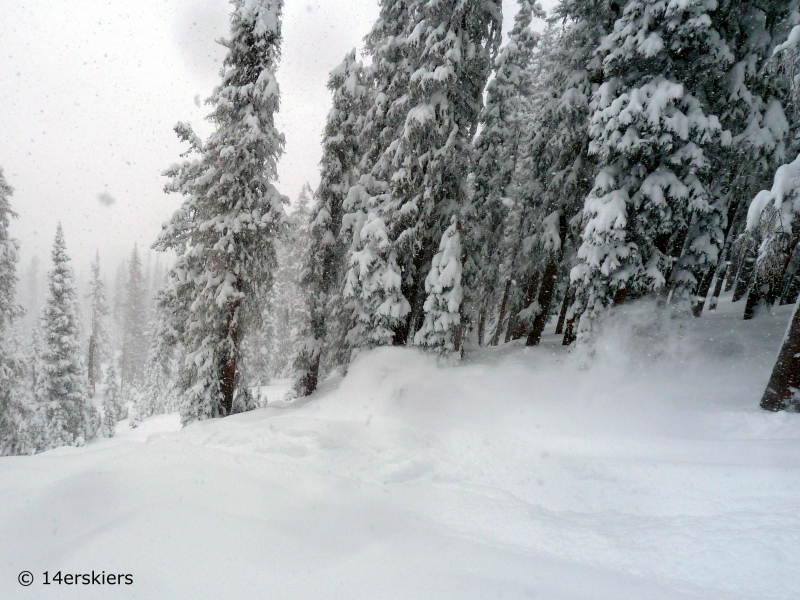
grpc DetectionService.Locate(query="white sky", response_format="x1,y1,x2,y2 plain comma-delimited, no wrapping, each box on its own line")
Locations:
0,0,549,282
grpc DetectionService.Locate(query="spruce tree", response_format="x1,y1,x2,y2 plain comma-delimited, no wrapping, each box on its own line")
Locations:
156,0,288,424
570,0,727,340
100,358,123,436
725,1,797,319
121,245,148,387
292,51,366,396
0,168,26,455
349,0,503,353
414,218,464,353
464,1,540,345
36,225,95,447
263,185,311,379
86,251,110,397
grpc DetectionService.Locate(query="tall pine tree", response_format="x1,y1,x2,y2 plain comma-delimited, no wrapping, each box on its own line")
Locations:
156,0,288,424
86,251,109,397
292,51,366,396
36,225,95,447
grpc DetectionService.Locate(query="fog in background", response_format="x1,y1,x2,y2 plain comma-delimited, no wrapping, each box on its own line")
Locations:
0,0,547,303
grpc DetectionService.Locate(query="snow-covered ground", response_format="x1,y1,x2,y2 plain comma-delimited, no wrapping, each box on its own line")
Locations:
1,293,799,599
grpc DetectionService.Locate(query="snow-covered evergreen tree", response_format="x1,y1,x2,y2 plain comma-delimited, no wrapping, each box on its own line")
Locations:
256,184,311,381
292,51,366,396
344,207,410,352
86,251,110,397
346,0,503,352
414,218,464,353
722,1,798,319
570,0,728,340
155,0,288,424
464,1,541,344
121,244,148,388
100,358,123,436
35,225,96,448
0,168,27,455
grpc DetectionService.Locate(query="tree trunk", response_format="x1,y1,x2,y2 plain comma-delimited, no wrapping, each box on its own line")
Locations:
708,262,728,311
555,285,574,335
699,195,744,314
476,302,486,347
562,312,577,345
490,280,512,347
87,334,96,398
504,309,518,344
732,255,755,302
220,298,241,416
509,270,540,341
782,270,800,306
743,276,766,321
761,302,800,411
691,268,715,317
725,237,746,293
526,258,558,346
612,286,627,306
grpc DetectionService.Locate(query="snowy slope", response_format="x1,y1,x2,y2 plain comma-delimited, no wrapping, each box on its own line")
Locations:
1,294,799,599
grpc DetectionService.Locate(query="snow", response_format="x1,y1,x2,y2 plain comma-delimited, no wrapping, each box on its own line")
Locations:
1,293,799,599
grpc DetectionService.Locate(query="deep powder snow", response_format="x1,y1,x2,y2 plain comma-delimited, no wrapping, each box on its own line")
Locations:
1,294,798,599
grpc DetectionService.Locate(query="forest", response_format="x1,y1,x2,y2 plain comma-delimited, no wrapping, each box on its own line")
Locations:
1,0,799,597
2,0,799,453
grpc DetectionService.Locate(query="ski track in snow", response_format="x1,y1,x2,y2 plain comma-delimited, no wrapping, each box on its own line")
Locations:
1,294,799,599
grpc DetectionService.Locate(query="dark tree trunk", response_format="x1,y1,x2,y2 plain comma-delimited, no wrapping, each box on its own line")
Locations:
743,278,763,321
526,258,559,346
612,286,627,306
509,270,540,341
490,280,512,347
725,235,747,294
87,334,97,398
691,268,715,317
296,351,320,398
555,285,574,336
761,303,800,411
562,311,577,345
732,255,755,302
782,271,800,306
708,262,728,311
656,227,690,308
476,302,487,347
504,308,518,343
220,297,242,416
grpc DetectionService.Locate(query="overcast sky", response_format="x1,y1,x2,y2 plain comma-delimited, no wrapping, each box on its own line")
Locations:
0,0,549,282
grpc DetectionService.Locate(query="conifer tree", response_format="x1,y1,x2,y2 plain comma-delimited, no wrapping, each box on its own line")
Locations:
465,1,540,345
36,225,95,447
293,52,366,396
349,0,503,352
86,251,109,397
414,218,464,353
262,185,311,379
100,358,123,436
0,168,27,455
570,0,727,340
724,1,797,319
121,245,148,387
156,0,288,424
